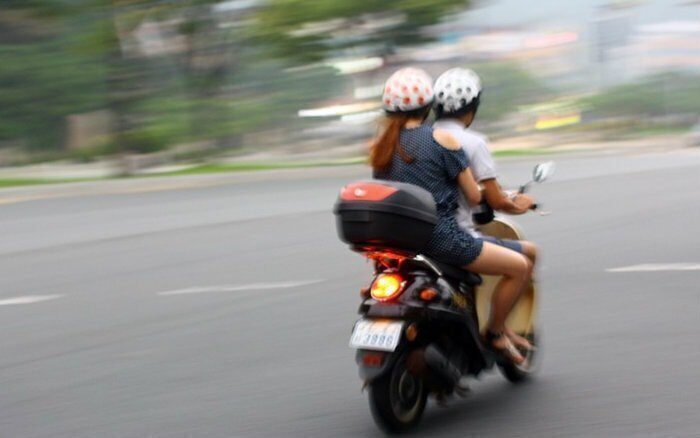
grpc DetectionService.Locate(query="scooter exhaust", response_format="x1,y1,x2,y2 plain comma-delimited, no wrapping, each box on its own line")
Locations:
424,344,461,386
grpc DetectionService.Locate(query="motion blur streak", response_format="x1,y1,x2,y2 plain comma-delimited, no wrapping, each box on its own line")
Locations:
1,0,699,436
1,151,699,436
0,0,698,173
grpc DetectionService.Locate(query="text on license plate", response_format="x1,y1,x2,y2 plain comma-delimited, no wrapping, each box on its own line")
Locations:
349,319,404,352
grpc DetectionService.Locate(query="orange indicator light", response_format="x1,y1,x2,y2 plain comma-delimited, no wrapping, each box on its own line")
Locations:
405,324,418,341
419,288,439,301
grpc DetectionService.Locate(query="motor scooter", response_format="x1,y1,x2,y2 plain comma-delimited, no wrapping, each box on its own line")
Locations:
334,162,554,432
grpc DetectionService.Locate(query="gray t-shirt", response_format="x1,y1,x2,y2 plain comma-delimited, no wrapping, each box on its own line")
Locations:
433,119,497,234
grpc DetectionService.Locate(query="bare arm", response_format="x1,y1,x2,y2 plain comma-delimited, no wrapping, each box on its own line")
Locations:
432,128,482,206
482,178,533,214
458,168,482,207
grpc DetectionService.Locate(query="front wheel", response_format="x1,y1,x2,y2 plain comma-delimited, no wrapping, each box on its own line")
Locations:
499,332,541,383
368,353,427,433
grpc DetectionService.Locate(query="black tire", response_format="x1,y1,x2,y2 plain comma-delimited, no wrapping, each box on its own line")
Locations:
368,354,427,433
499,332,541,383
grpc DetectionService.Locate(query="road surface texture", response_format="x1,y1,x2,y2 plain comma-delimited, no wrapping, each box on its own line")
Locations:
1,148,699,437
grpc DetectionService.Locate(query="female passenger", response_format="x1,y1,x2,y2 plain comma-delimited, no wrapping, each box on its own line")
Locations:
371,68,532,364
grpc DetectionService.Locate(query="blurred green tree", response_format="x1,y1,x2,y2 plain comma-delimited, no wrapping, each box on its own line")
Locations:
253,0,471,62
0,0,233,156
0,6,106,152
582,73,700,118
466,62,550,122
0,0,479,162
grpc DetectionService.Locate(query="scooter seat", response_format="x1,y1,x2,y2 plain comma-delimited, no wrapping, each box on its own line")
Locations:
432,260,483,286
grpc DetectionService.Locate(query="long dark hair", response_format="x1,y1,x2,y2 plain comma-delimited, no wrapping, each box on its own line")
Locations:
370,107,430,172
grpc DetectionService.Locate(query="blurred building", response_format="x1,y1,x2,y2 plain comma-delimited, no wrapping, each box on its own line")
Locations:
626,21,700,78
402,26,583,85
592,3,635,87
592,0,700,86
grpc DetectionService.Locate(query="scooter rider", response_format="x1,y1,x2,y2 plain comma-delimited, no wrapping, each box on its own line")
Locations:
432,68,538,264
371,67,532,364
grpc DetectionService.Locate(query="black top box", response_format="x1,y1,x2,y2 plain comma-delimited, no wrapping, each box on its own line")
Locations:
333,180,437,253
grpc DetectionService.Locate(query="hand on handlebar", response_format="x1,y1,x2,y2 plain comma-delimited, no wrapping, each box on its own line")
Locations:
513,194,536,213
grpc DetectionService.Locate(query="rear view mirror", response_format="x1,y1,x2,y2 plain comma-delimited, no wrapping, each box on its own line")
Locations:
532,161,555,184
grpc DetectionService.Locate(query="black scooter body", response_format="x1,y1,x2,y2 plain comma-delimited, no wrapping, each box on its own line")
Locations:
354,257,495,391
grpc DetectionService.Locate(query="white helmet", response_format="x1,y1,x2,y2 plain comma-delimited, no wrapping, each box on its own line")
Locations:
433,68,482,115
382,67,434,113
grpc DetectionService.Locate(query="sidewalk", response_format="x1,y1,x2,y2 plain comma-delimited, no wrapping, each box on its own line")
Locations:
0,165,370,205
0,133,689,186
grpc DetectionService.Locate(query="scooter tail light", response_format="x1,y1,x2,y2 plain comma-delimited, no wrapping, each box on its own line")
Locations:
370,273,405,301
419,288,439,302
362,352,385,367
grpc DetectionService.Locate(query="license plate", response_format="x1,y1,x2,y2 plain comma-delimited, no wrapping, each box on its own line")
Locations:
349,319,404,352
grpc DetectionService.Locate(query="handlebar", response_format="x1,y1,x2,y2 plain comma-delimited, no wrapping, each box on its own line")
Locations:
507,189,544,213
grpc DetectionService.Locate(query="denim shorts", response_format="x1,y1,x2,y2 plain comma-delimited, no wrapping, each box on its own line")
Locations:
481,236,523,254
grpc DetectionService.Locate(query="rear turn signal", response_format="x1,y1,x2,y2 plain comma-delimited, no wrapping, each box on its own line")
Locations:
419,288,439,302
405,324,418,342
370,273,404,301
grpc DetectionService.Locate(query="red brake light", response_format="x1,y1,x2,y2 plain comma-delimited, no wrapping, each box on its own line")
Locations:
340,183,397,201
362,352,385,367
371,273,404,301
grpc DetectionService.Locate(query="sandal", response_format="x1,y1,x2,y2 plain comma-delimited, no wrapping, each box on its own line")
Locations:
505,328,536,352
485,331,525,365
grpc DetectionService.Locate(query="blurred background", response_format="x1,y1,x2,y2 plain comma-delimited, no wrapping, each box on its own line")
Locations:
2,2,700,437
1,0,698,179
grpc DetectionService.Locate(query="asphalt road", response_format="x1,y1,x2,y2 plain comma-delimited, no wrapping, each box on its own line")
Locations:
1,148,699,437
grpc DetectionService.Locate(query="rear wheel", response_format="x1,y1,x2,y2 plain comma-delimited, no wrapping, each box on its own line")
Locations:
368,353,427,433
499,332,540,383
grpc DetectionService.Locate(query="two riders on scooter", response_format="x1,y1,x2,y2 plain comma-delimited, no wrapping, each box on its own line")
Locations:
371,67,537,365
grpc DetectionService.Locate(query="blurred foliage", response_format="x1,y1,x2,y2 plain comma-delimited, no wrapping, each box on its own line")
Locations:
466,62,550,122
581,73,700,118
1,0,471,160
3,0,696,165
0,15,107,150
253,0,471,62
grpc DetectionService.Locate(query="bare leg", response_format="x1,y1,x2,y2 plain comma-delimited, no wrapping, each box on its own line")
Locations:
510,240,537,349
464,242,532,363
518,241,537,265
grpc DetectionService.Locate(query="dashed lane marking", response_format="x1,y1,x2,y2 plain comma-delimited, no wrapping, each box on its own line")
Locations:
156,280,324,296
607,263,700,273
0,294,64,306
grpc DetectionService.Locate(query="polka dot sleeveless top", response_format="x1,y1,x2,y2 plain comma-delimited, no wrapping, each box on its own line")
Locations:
374,124,483,265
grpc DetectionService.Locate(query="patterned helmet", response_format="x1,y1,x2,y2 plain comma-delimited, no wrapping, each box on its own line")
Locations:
433,68,482,114
382,68,434,113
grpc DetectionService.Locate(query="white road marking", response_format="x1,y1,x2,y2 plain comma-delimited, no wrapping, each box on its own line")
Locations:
607,263,700,273
157,279,324,296
0,294,63,306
